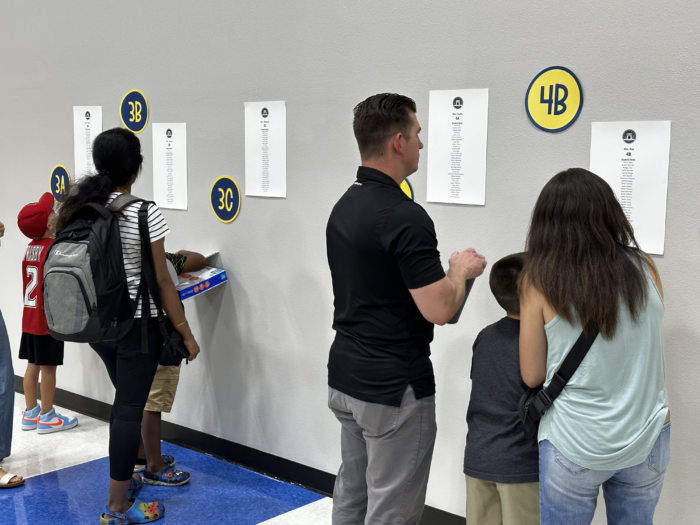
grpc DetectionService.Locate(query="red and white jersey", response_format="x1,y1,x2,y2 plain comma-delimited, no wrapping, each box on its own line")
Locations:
22,238,53,335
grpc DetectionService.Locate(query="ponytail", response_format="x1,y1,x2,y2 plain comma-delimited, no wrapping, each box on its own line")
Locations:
56,174,115,231
57,128,143,232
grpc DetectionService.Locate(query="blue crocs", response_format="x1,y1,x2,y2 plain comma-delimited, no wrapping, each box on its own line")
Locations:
127,474,143,500
142,464,190,487
99,498,164,524
21,405,40,431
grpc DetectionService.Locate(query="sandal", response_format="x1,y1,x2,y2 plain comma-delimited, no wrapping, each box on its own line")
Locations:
99,498,164,525
0,471,25,489
126,474,143,500
142,464,190,487
133,454,175,473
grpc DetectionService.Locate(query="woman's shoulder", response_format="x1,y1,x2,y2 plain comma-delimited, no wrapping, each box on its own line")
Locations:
641,252,663,299
519,272,558,324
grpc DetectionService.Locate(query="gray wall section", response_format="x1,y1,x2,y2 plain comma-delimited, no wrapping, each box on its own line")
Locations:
1,2,698,520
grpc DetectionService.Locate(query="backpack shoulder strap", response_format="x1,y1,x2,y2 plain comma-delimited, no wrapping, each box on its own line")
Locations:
108,193,147,212
136,202,163,315
133,200,169,353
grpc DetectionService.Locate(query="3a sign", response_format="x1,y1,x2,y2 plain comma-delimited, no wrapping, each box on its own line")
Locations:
120,89,149,134
50,165,71,203
525,67,583,133
210,176,241,223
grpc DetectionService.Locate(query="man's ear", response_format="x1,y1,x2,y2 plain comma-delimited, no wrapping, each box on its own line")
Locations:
391,133,404,155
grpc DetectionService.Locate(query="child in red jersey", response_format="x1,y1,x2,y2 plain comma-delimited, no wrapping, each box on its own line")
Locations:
17,193,77,434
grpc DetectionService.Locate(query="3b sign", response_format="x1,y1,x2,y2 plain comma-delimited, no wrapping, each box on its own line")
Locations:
210,176,241,223
526,67,583,132
120,90,149,134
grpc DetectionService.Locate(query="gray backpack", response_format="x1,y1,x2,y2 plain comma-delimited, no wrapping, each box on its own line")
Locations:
43,195,148,343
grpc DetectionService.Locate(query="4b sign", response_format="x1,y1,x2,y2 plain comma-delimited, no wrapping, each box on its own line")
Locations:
526,67,583,132
120,89,149,134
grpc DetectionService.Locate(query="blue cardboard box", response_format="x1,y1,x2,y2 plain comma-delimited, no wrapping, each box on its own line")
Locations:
176,267,227,301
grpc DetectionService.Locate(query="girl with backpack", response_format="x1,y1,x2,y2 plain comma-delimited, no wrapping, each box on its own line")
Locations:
57,128,201,524
519,168,670,524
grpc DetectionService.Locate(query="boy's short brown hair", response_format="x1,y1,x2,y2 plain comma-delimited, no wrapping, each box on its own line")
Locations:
489,253,525,316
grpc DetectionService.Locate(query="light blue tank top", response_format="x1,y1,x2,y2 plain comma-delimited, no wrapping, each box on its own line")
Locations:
538,267,668,470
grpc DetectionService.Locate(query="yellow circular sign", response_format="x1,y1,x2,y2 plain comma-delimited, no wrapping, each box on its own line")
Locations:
400,179,414,201
525,67,583,132
209,175,241,223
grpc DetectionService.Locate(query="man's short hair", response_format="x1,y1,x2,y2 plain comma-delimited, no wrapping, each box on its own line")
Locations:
489,253,526,316
353,93,417,160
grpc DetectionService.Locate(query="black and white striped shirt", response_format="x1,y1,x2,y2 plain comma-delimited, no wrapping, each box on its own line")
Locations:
106,192,169,318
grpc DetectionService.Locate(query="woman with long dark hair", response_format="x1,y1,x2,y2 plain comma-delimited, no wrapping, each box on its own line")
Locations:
519,169,669,524
59,128,200,524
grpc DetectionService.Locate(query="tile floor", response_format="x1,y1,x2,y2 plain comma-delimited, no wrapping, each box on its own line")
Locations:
0,394,333,524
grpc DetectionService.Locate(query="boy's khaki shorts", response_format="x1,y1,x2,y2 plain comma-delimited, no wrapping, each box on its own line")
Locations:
144,364,182,413
466,474,540,525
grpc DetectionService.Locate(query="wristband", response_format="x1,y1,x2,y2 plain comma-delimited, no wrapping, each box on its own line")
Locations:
174,320,188,328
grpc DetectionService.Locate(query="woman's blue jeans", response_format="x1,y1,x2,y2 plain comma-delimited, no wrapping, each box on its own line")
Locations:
0,309,15,459
539,423,670,525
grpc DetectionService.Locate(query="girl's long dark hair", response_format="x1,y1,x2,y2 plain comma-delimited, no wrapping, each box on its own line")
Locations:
57,128,143,232
520,168,652,339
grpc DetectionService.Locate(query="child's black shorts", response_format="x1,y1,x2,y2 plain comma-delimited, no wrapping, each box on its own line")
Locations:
19,333,64,366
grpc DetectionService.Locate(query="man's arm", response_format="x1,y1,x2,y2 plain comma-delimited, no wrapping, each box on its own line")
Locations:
409,249,487,326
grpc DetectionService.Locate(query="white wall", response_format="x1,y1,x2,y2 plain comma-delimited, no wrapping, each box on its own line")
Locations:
1,2,699,521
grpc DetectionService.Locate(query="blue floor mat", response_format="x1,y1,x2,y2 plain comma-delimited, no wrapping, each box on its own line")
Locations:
0,442,324,524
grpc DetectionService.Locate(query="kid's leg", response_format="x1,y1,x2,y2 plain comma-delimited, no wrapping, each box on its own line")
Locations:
39,366,57,414
23,363,40,410
142,411,166,474
138,364,182,476
466,475,503,525
497,481,540,525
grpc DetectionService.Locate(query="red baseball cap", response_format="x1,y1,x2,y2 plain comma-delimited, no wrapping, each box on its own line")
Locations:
17,192,55,239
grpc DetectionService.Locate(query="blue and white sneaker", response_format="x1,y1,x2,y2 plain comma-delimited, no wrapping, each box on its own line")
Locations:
37,408,78,434
21,405,41,431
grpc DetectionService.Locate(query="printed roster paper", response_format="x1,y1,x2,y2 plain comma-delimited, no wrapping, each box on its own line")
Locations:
590,121,671,255
426,89,489,205
244,100,286,198
152,123,188,210
73,106,102,180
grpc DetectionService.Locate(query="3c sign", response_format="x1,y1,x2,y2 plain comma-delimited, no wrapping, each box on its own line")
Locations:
525,66,583,133
210,176,241,223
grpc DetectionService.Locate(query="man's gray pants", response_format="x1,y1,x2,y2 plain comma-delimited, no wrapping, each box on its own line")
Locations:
0,310,15,460
329,385,437,525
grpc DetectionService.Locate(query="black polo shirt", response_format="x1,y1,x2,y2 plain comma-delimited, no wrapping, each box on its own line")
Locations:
326,167,446,406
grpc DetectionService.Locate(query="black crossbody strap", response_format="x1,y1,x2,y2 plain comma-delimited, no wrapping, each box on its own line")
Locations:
536,329,599,412
135,202,171,353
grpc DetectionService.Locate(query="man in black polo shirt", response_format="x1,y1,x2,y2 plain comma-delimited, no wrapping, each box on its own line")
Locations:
326,93,487,525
